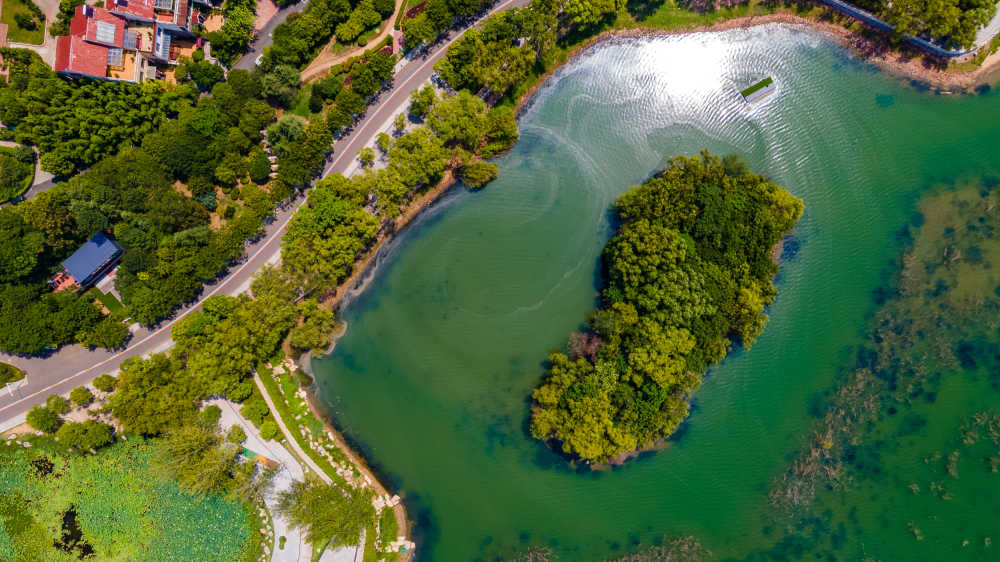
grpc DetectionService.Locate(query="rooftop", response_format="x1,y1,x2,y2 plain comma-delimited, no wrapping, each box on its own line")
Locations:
62,232,123,286
54,34,110,79
106,0,157,21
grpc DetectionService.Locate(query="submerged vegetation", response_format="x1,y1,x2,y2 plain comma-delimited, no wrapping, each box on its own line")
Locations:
530,152,803,463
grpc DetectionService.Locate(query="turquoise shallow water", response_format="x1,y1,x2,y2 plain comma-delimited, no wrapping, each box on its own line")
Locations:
312,24,1000,559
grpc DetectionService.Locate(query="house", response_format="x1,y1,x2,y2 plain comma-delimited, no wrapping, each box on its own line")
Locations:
54,0,213,83
52,232,123,291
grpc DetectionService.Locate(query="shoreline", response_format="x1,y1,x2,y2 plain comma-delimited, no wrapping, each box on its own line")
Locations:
286,7,1000,549
515,11,1000,115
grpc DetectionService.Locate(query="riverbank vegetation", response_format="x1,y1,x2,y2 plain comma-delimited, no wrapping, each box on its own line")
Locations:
530,152,803,463
281,88,517,298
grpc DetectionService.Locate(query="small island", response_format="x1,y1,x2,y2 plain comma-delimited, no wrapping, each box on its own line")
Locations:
530,151,804,463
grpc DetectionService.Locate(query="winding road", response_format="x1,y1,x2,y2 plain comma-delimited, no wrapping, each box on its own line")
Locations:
0,0,528,429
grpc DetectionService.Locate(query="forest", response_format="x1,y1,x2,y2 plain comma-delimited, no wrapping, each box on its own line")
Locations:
529,152,803,463
0,50,292,354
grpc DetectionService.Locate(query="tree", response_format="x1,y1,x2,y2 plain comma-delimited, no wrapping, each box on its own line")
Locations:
70,386,93,407
277,476,375,547
259,420,280,440
55,420,113,450
109,354,201,435
227,424,247,444
46,395,70,414
289,299,337,353
248,150,272,184
358,147,375,167
77,317,130,350
157,422,241,495
0,209,44,283
260,64,301,107
408,86,437,118
458,159,497,188
26,405,61,433
93,374,117,392
241,399,270,427
562,0,621,27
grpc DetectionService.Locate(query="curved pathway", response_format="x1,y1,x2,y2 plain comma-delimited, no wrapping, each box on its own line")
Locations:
299,0,406,84
0,0,529,427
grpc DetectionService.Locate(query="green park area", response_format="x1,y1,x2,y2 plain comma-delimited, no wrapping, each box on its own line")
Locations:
0,145,34,201
0,437,258,561
0,0,45,44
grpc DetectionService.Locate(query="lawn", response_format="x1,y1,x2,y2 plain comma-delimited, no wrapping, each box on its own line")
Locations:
0,0,45,45
86,287,125,315
0,437,259,561
0,362,23,388
288,83,315,118
0,145,35,201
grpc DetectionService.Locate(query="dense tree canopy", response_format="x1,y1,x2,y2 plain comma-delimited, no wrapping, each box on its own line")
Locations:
870,0,996,49
530,152,803,463
0,60,285,354
282,90,517,298
0,58,193,176
435,5,557,96
278,476,374,548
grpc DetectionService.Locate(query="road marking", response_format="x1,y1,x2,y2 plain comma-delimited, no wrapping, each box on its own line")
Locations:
0,0,521,416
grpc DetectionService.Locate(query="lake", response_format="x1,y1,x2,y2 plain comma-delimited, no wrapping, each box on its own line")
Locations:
312,24,1000,560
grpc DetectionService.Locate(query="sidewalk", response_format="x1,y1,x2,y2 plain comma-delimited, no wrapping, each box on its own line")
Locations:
210,398,311,562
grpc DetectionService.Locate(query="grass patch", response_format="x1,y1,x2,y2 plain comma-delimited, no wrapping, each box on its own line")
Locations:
0,145,35,201
86,288,125,315
0,0,45,45
288,83,314,118
949,32,1000,73
256,364,350,485
741,76,773,97
0,362,24,388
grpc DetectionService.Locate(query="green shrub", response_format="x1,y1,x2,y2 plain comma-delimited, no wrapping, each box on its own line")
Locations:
259,420,279,441
56,420,113,450
202,405,223,426
240,398,270,427
70,386,93,407
26,405,61,433
227,425,247,444
46,395,70,414
93,374,117,392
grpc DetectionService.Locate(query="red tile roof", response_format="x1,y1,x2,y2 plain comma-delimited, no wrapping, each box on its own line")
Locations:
54,34,109,79
82,6,126,47
106,0,156,21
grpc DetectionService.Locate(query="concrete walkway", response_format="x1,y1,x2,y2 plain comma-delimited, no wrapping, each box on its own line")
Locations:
209,398,311,562
250,376,364,561
0,140,54,201
252,374,333,485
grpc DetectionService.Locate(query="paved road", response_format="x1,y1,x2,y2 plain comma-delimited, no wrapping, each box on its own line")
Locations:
233,0,308,71
0,0,528,426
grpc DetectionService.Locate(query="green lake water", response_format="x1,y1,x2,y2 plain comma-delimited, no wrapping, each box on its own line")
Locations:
312,24,1000,560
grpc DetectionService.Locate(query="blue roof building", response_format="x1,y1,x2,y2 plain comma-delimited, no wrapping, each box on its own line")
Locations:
61,232,123,288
